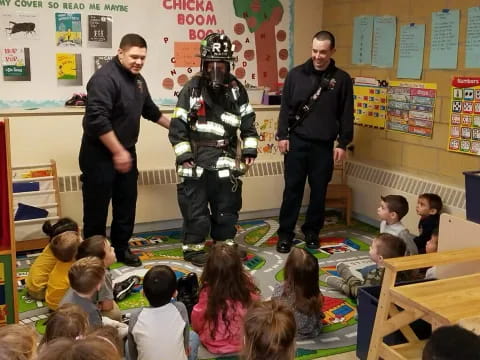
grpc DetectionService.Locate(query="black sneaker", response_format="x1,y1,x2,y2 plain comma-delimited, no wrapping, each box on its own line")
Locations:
276,238,293,253
183,250,208,267
117,248,142,267
305,233,320,249
177,272,199,320
114,276,141,302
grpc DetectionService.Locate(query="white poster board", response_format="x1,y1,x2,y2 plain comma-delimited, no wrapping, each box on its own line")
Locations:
0,0,292,108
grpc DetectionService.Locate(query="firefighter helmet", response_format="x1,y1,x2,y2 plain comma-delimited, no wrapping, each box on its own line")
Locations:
200,33,235,62
199,33,236,88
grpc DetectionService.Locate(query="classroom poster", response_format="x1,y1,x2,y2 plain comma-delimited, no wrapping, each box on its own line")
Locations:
1,12,40,40
429,9,460,69
87,15,112,48
56,53,83,85
372,16,396,68
0,0,293,108
352,15,374,65
174,42,201,68
386,81,437,137
466,7,480,68
2,47,31,81
397,24,425,79
448,77,480,155
55,13,82,47
256,116,278,155
93,55,114,71
353,77,387,128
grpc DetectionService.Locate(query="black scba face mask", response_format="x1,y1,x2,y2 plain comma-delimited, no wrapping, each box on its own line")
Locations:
206,62,228,89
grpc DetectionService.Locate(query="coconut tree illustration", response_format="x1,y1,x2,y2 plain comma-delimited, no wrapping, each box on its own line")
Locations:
233,0,284,91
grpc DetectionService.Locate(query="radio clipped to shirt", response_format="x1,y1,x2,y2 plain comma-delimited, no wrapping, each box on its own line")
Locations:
288,69,337,134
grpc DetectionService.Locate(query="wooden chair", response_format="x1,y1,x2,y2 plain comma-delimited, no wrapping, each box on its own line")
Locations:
367,246,480,360
326,160,352,226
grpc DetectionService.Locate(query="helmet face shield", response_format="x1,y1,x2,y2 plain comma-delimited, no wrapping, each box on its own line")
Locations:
205,61,227,88
199,33,236,88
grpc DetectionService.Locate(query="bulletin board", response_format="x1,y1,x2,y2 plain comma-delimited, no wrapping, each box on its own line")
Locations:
448,77,480,155
0,0,293,108
386,80,437,137
353,77,387,129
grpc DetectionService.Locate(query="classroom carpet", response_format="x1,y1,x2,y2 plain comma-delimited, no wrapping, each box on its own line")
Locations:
16,211,379,360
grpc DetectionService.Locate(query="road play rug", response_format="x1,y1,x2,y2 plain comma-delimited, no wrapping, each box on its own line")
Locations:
16,212,378,360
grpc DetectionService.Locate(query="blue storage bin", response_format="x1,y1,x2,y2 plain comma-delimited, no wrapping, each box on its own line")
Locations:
12,181,39,193
14,203,48,221
356,283,431,360
464,171,480,224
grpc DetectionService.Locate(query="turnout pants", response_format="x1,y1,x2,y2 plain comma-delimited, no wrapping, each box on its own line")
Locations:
177,170,242,245
79,141,138,253
278,134,334,242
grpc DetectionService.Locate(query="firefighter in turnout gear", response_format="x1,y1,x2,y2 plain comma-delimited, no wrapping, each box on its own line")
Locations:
169,33,259,267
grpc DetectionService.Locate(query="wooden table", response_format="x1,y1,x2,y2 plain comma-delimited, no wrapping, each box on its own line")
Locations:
367,246,480,360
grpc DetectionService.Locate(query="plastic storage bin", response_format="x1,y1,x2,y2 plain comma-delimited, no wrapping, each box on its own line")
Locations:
464,171,480,224
356,284,431,360
246,88,265,105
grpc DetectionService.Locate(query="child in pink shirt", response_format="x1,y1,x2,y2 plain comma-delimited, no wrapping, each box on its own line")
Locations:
191,243,260,354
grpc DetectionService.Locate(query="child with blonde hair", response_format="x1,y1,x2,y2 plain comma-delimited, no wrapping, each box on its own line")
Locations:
59,257,105,327
45,229,83,309
76,235,121,321
272,247,325,339
191,243,260,354
26,217,79,300
322,233,407,298
0,324,38,360
37,336,121,360
241,299,296,360
39,303,90,348
88,325,124,357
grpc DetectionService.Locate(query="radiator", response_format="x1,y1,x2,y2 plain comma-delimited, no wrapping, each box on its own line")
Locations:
345,161,466,231
58,160,466,233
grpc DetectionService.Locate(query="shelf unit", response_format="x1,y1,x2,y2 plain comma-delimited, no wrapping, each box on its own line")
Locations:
0,117,18,324
12,160,62,252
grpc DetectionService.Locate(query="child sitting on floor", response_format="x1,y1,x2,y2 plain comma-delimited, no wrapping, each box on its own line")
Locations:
241,299,296,360
127,265,199,360
377,195,417,255
0,324,38,360
37,336,121,360
191,243,260,355
45,230,83,310
414,193,442,254
59,257,105,328
39,303,90,349
26,217,79,300
271,247,325,339
76,235,121,321
321,233,407,298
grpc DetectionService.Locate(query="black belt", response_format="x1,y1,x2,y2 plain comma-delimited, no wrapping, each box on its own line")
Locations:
193,139,230,148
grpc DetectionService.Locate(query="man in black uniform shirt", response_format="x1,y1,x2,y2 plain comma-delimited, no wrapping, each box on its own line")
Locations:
80,34,170,267
276,31,354,253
